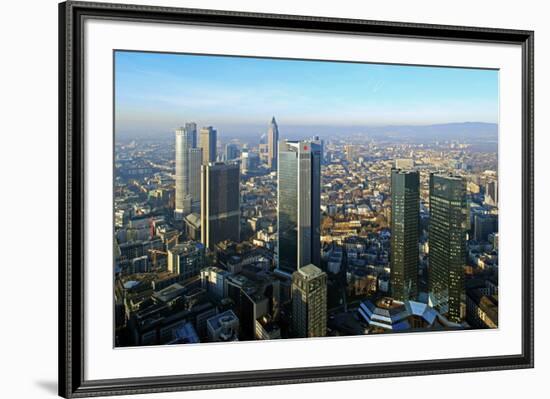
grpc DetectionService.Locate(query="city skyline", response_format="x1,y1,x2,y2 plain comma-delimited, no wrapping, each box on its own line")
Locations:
114,52,499,347
115,51,499,137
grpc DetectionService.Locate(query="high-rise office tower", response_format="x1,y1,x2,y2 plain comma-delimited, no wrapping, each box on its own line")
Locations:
267,117,279,170
291,264,327,338
224,143,240,161
474,213,498,242
429,173,467,323
188,148,202,205
200,126,217,165
201,162,240,250
185,122,197,147
310,135,324,164
485,180,498,206
390,169,420,301
277,140,321,275
174,125,197,218
240,150,260,175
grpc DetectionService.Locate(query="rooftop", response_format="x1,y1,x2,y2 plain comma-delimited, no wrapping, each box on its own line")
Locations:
358,299,449,332
152,283,186,303
296,264,326,279
169,241,204,255
184,213,201,227
206,310,238,331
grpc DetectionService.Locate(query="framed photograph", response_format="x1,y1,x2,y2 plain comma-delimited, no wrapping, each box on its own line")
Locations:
59,1,534,397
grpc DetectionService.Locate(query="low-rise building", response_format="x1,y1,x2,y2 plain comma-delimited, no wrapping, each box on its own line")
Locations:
206,310,239,342
358,297,460,332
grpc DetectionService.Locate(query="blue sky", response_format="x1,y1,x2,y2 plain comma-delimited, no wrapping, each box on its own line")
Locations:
115,51,498,136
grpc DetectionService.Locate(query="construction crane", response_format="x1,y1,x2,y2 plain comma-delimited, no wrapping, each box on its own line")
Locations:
165,233,179,250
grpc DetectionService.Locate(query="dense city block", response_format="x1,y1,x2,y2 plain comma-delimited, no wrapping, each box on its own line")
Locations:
114,118,499,346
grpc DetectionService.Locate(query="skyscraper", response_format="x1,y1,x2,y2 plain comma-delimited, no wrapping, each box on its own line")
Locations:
277,140,321,275
291,264,327,338
267,117,279,170
224,143,240,161
474,213,498,242
429,173,467,323
310,135,324,164
390,169,420,302
201,162,240,250
240,150,260,175
174,125,197,218
188,148,203,206
200,126,217,165
185,122,197,147
485,180,498,206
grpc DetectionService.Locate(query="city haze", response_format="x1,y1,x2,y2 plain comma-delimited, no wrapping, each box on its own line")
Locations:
114,50,499,347
115,51,498,139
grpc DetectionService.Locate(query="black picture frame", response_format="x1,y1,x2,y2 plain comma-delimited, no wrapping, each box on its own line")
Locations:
59,1,534,397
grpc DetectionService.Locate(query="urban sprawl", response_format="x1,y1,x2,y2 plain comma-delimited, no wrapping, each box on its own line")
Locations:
114,117,499,346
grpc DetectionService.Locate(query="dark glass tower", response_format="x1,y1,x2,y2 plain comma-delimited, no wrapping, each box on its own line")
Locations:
390,169,420,301
277,140,321,275
200,162,240,250
429,173,467,323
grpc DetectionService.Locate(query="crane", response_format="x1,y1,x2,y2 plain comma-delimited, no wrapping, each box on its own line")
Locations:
165,233,179,249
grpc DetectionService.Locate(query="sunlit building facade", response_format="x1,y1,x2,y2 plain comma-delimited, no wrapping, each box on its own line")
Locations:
291,264,327,338
174,124,197,218
200,126,217,165
277,140,321,275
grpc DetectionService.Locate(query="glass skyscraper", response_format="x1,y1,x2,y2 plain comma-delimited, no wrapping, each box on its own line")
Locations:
200,126,217,165
390,169,420,301
267,117,279,171
188,148,202,206
174,124,197,218
291,264,327,338
428,173,467,323
201,162,241,250
277,140,321,275
224,143,240,161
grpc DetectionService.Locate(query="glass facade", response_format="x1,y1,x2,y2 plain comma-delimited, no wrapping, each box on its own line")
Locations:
390,169,420,301
201,163,241,249
277,141,321,275
429,173,467,323
175,125,196,215
200,127,217,165
291,265,327,338
267,117,279,170
188,148,202,204
278,148,298,274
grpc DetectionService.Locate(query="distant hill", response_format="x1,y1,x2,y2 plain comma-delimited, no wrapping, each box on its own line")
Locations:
116,121,498,143
362,122,498,141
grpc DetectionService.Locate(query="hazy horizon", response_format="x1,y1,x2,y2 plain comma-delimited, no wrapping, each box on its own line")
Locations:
115,51,499,140
116,121,498,144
